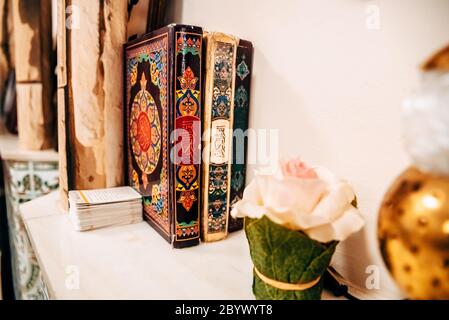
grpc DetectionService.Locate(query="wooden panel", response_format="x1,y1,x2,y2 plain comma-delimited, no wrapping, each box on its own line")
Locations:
102,1,127,187
57,0,68,209
127,0,150,38
12,0,52,82
16,83,54,150
57,88,68,209
58,0,127,207
0,0,10,98
12,0,55,150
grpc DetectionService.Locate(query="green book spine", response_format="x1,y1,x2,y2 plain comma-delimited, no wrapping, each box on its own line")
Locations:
229,40,253,232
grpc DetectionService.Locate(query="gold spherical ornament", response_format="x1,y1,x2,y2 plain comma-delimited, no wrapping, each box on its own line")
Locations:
378,166,449,299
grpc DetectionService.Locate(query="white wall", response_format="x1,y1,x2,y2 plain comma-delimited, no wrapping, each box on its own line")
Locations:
166,0,449,298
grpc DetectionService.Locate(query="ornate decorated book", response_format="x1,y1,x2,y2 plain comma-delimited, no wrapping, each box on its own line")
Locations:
228,40,253,233
201,32,238,242
124,24,203,248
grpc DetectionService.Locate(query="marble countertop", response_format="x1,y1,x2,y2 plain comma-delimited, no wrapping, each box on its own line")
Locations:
20,191,340,300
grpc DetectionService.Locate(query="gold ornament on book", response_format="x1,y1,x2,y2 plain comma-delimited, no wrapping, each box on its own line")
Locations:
378,44,449,299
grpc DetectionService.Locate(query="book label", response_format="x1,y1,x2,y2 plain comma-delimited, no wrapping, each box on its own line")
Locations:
210,119,231,165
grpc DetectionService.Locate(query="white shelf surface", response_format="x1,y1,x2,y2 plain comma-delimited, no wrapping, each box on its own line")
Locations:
0,124,58,162
21,191,340,300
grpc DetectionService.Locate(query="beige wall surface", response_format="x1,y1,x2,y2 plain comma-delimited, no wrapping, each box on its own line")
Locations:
166,0,449,298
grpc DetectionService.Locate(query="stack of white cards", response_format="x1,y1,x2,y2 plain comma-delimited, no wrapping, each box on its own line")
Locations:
68,186,143,231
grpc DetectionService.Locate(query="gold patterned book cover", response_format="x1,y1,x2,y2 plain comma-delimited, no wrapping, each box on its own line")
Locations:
201,32,238,242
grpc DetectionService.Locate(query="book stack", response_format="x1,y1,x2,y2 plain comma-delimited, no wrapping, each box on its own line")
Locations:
68,187,143,231
124,24,253,247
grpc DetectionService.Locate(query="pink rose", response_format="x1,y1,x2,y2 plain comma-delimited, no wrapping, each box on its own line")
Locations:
281,158,318,179
231,157,364,243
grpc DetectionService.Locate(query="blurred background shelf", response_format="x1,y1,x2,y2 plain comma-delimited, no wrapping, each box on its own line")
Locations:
0,125,58,162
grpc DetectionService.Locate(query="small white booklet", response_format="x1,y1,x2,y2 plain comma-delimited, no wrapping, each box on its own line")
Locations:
68,186,143,231
69,186,142,205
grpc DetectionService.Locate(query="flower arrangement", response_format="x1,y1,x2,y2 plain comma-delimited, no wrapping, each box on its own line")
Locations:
231,158,364,300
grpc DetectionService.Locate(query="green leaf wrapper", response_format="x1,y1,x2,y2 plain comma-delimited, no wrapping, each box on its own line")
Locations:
245,216,338,300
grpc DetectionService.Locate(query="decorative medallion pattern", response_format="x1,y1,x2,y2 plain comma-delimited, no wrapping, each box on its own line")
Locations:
235,85,248,109
126,34,170,235
130,73,162,178
236,54,250,81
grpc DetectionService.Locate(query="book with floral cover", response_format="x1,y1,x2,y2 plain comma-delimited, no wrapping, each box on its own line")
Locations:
124,24,203,248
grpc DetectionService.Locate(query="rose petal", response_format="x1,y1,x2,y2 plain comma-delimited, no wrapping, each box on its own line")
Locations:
231,199,265,219
263,206,327,230
263,207,289,226
242,179,263,205
281,206,330,229
281,158,318,179
256,175,327,213
305,206,364,242
309,182,355,223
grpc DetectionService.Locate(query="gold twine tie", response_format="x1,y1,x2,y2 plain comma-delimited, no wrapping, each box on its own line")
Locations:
254,267,321,291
